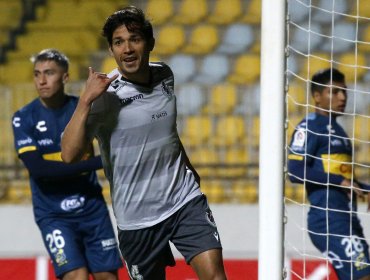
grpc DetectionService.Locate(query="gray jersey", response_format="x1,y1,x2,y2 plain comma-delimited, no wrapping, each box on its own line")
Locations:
87,63,201,230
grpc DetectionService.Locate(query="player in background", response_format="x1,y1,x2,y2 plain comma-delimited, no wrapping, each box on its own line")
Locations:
61,6,227,280
288,68,370,280
11,49,123,280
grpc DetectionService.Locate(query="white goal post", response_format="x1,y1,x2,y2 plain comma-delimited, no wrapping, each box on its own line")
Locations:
258,0,286,279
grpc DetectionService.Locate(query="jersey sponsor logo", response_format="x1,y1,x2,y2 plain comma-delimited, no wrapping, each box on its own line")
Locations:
38,138,54,146
151,111,168,121
101,238,117,250
330,139,343,146
119,94,144,106
12,117,21,127
60,195,85,211
321,153,353,179
17,137,32,146
36,120,47,132
111,79,127,92
292,128,306,148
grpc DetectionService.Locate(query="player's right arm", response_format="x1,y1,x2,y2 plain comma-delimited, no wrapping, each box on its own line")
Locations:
61,67,118,163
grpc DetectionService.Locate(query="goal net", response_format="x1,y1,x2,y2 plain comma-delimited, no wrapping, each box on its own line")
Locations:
284,0,370,279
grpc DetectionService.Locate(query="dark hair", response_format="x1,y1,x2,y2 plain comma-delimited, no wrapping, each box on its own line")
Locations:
310,68,345,96
102,6,154,46
31,49,69,72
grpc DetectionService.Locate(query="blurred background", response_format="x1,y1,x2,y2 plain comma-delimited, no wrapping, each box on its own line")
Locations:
0,0,369,279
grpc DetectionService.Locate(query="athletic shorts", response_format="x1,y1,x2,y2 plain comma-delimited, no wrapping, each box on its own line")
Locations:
118,194,223,279
38,210,123,278
309,225,370,280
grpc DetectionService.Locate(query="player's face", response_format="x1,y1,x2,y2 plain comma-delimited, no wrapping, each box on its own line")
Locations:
109,25,153,84
314,81,347,117
33,60,68,100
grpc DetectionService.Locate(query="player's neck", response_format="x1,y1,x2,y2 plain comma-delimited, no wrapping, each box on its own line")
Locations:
40,92,67,109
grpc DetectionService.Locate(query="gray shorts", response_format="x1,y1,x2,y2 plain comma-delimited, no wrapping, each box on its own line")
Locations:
118,194,222,279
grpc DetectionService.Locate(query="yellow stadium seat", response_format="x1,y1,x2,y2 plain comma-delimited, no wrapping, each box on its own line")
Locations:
349,0,370,19
231,180,258,203
207,0,242,25
182,25,219,55
299,52,331,80
180,115,213,147
0,61,33,85
287,82,310,114
240,0,261,24
359,25,370,52
251,116,260,147
203,83,238,115
201,180,228,203
188,147,220,178
173,0,208,25
145,0,174,25
336,52,367,83
152,25,185,56
100,57,117,74
228,54,260,85
221,147,249,178
211,115,246,147
0,1,22,29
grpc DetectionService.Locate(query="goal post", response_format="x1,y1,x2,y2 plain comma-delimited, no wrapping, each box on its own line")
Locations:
258,0,286,279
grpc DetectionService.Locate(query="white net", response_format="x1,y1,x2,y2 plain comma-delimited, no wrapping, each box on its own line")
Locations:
284,0,370,279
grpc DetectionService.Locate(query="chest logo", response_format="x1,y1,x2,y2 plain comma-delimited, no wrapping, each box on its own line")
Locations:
36,120,47,132
12,117,21,127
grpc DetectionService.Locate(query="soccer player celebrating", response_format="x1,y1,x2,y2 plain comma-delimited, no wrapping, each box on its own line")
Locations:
12,49,122,280
61,6,227,280
288,68,370,280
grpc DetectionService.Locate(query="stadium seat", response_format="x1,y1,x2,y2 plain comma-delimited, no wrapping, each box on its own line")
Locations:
176,83,206,116
167,54,196,84
287,0,310,23
193,54,230,85
145,0,174,25
201,180,228,203
101,57,117,74
336,52,367,83
289,22,322,54
152,25,185,56
319,22,356,54
359,25,370,52
287,82,309,114
312,0,348,24
299,52,331,79
203,83,238,115
221,147,249,178
0,61,33,85
0,1,22,29
173,0,208,25
227,54,260,85
188,147,220,178
207,0,242,25
240,0,261,24
350,0,370,19
181,115,213,147
216,23,254,55
231,180,258,203
182,24,219,55
211,115,246,147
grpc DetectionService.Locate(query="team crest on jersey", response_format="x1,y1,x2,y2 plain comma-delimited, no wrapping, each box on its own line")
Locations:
161,81,173,100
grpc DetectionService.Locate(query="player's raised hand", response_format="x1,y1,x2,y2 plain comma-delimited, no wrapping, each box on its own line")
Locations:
81,67,119,105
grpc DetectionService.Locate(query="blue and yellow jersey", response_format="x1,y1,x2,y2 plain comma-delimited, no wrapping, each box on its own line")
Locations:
12,96,104,222
288,112,355,215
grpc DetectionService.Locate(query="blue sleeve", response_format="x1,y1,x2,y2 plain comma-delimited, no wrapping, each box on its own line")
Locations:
19,150,103,180
288,124,344,186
